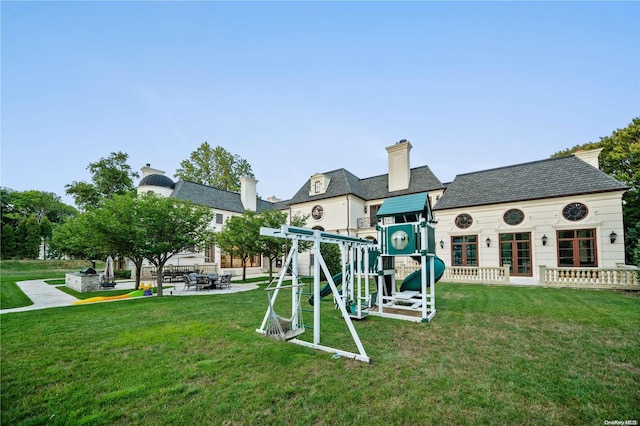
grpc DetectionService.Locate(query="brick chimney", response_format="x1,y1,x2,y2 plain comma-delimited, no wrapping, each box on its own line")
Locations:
240,176,258,211
386,140,412,192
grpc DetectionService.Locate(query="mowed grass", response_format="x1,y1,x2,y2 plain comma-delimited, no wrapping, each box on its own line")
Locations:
0,260,103,309
2,277,639,425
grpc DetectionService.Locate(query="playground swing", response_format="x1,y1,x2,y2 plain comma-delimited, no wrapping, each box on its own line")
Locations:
264,283,305,341
257,225,373,363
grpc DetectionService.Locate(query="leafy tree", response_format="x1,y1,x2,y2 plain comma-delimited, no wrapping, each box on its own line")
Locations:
5,189,77,224
319,242,342,281
1,187,12,223
84,193,147,290
49,193,213,294
65,151,139,211
1,224,17,258
39,216,53,258
50,214,105,260
174,142,254,192
213,210,262,281
1,188,77,259
552,117,639,263
16,215,42,259
258,209,288,281
136,193,214,296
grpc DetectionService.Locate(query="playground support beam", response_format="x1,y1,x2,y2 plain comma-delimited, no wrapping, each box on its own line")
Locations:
258,225,373,363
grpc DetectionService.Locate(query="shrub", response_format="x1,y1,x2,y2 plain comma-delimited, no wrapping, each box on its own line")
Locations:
114,269,131,279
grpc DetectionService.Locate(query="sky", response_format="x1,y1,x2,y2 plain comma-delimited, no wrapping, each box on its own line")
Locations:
2,1,639,207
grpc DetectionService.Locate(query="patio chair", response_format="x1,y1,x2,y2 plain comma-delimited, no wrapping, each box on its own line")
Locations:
218,274,232,289
183,274,197,291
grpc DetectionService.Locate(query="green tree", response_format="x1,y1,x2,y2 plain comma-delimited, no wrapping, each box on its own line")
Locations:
65,151,139,211
6,189,77,224
174,142,254,192
50,214,105,260
136,193,214,296
39,216,53,259
53,213,112,261
552,117,639,263
16,215,42,259
213,210,262,281
84,193,147,290
319,242,342,281
259,211,310,281
1,188,77,259
1,224,17,258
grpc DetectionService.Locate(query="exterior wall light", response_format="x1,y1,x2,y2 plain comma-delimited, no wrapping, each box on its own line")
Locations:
610,231,617,244
542,235,548,246
440,239,444,249
486,237,491,248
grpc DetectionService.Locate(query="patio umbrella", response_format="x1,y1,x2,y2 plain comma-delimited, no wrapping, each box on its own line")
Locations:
104,255,114,280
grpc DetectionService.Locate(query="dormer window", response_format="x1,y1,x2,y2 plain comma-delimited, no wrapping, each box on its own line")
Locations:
309,173,330,196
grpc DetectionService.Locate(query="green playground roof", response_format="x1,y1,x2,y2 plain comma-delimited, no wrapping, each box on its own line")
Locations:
376,192,430,217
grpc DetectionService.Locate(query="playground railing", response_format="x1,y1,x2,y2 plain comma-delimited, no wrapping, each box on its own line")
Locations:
540,265,639,289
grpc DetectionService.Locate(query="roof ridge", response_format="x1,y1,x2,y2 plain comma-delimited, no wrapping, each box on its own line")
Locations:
178,179,240,195
359,164,435,182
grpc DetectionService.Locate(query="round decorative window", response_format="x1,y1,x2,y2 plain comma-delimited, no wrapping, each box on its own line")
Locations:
562,203,588,221
454,213,473,229
311,205,324,220
503,209,524,226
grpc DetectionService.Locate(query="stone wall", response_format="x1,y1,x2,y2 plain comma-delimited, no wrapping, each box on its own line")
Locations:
65,273,100,292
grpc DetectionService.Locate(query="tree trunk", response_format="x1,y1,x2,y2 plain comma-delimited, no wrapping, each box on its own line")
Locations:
268,257,274,281
134,259,143,290
242,258,247,281
156,264,164,296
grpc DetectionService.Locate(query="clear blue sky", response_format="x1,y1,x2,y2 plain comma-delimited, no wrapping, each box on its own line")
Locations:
2,1,639,206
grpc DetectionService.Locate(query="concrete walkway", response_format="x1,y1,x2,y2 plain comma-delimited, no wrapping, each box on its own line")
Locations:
1,278,263,315
1,279,79,314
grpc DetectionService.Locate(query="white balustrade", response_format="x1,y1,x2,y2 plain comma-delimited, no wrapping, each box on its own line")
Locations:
540,265,639,288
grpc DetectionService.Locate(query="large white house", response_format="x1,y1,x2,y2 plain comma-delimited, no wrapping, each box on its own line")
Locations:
138,140,635,287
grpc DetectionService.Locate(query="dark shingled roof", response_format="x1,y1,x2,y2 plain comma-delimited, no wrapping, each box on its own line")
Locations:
139,174,175,189
284,165,444,205
171,181,275,213
433,155,628,211
360,165,443,200
287,169,365,204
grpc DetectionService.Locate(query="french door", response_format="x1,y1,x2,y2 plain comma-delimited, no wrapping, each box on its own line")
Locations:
499,233,532,276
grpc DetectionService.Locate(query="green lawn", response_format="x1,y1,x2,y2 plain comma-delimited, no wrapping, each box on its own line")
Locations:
0,260,99,310
1,277,638,425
